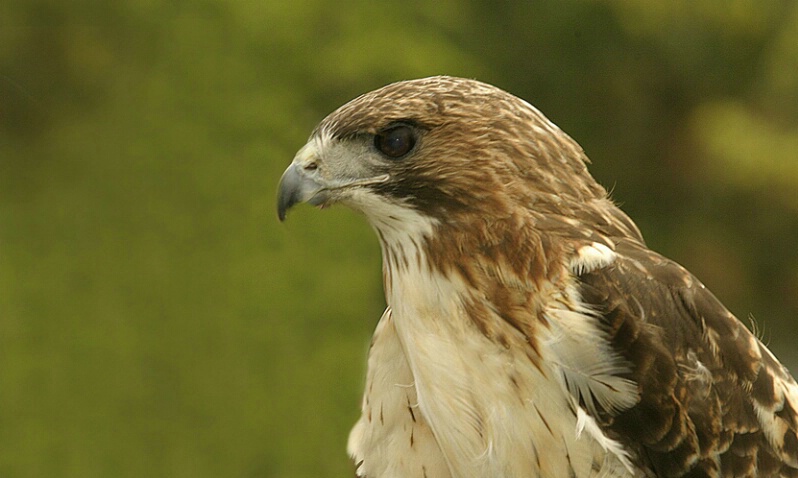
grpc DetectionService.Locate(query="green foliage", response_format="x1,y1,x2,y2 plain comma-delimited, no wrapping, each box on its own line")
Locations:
1,1,797,476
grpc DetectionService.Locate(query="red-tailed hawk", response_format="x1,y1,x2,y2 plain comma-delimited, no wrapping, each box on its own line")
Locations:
277,76,798,477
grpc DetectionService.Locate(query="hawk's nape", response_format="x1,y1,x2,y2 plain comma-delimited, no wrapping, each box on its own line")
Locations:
278,76,798,477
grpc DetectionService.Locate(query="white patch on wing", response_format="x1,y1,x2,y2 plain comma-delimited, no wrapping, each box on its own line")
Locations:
541,285,639,417
570,242,617,275
575,407,635,474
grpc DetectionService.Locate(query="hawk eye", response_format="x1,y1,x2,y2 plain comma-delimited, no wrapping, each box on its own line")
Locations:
374,124,416,159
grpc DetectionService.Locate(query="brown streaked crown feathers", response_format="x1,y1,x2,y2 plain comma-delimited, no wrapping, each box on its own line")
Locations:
277,76,798,477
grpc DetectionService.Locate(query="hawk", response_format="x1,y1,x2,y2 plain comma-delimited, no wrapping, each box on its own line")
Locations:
277,76,798,477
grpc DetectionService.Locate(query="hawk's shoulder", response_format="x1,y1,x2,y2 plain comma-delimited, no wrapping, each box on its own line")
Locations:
576,239,798,477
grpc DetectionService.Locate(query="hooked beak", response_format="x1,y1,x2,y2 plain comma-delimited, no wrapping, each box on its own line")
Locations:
277,162,325,221
276,143,390,221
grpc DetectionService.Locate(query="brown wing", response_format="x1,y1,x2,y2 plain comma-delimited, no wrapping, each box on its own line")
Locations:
577,239,798,477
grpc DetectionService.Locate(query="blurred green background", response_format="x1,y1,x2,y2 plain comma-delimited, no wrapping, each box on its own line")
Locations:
2,1,797,476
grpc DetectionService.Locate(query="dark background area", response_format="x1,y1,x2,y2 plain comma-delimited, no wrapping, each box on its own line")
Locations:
2,1,797,476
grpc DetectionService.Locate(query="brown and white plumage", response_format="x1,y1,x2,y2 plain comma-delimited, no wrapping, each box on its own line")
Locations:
277,76,798,477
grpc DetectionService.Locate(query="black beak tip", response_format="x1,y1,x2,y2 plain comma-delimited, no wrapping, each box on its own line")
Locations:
277,195,295,222
277,175,301,222
276,162,310,222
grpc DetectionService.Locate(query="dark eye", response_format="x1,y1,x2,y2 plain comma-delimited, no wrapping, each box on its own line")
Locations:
374,124,416,159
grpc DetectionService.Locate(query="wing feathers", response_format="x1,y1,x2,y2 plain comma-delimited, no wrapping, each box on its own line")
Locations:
576,239,798,477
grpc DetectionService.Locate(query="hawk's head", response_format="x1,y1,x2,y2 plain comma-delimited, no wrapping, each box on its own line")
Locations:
278,76,609,230
277,76,646,289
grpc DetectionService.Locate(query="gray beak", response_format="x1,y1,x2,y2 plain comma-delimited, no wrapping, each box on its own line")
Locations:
276,162,325,222
277,142,391,221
